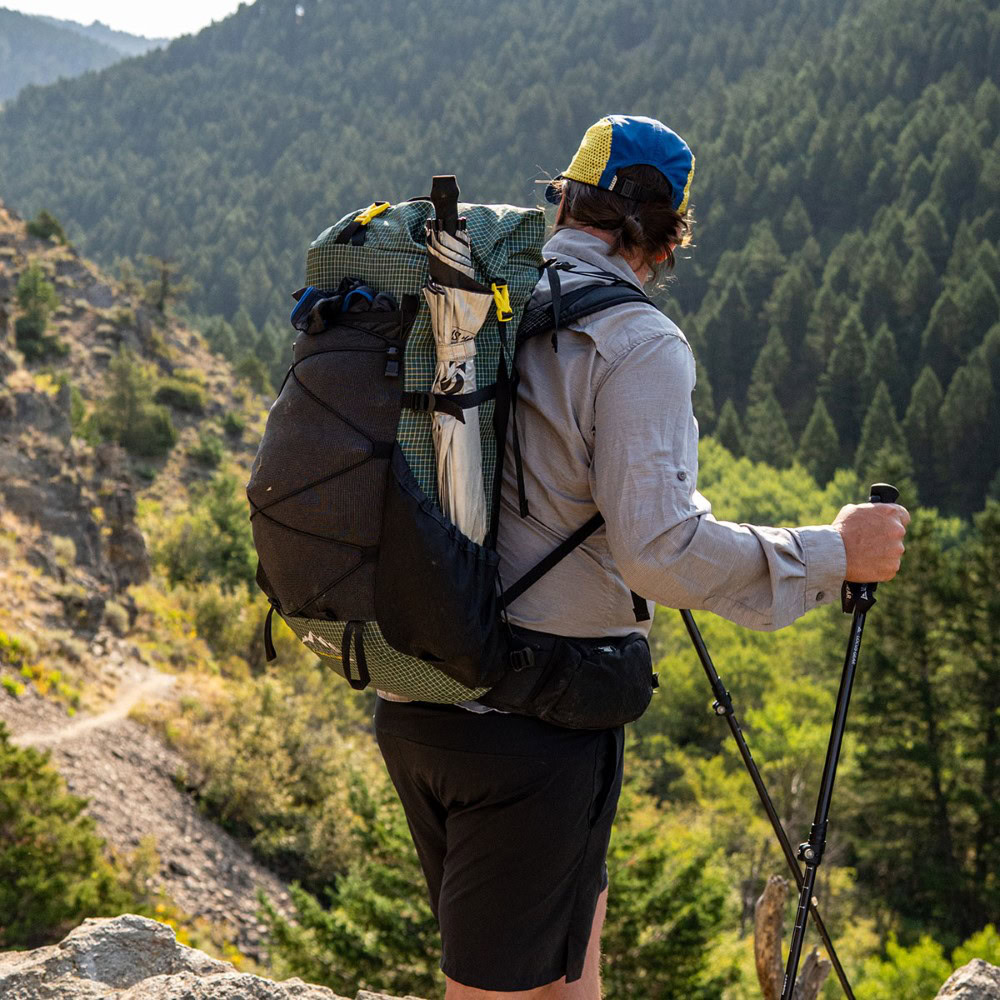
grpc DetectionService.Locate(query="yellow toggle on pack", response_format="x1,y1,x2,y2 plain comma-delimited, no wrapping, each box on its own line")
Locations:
491,282,513,323
354,201,390,225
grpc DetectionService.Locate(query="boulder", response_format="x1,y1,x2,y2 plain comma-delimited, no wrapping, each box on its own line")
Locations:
0,914,425,1000
935,959,1000,1000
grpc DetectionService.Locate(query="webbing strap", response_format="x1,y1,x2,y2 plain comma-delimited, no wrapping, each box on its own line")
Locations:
263,605,277,662
488,353,512,549
631,591,650,622
549,265,563,353
501,512,605,606
402,383,497,422
510,364,528,517
341,620,371,690
501,512,650,623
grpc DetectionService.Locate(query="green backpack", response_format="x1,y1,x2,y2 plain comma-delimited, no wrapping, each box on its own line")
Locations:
248,187,545,702
248,180,654,704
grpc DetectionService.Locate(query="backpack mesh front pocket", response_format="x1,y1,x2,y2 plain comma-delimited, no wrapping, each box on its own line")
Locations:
248,300,417,621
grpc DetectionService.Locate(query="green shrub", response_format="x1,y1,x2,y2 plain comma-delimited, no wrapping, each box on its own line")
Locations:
153,473,256,591
1,676,25,697
15,314,68,361
26,210,67,244
155,378,207,414
188,429,224,467
87,349,177,457
172,367,206,386
55,374,86,432
234,355,273,395
0,722,133,947
0,629,34,668
222,410,246,436
16,261,58,329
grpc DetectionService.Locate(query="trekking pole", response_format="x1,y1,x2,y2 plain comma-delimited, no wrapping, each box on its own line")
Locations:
680,609,856,1000
780,482,900,1000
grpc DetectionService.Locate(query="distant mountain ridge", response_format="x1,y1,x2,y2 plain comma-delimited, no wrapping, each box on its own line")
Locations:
37,14,165,57
0,6,160,103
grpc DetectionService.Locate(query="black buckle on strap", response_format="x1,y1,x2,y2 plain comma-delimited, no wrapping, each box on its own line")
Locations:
509,647,535,671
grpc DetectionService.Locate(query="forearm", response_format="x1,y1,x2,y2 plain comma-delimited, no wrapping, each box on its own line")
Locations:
610,508,846,631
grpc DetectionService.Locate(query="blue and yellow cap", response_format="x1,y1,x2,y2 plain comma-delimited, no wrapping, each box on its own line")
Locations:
546,115,695,213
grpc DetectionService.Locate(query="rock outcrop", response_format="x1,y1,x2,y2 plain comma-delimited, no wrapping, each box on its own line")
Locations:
935,959,1000,999
0,915,426,1000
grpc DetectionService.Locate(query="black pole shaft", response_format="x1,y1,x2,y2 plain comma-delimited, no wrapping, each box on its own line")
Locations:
680,610,856,1000
781,481,897,1000
780,606,867,1000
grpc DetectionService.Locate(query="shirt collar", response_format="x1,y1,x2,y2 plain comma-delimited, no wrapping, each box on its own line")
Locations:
542,227,644,290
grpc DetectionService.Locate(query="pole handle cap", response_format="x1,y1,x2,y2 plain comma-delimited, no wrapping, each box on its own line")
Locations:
869,482,899,505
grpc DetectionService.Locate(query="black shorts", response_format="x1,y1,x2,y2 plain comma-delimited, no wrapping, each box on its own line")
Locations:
374,698,624,992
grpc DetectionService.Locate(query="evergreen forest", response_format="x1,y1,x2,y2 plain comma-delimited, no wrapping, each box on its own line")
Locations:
0,0,998,514
0,0,998,997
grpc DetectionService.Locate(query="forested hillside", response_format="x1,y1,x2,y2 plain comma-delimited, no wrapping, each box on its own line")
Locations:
0,0,996,514
0,9,125,102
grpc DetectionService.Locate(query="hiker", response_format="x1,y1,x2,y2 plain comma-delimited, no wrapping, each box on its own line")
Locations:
373,114,910,1000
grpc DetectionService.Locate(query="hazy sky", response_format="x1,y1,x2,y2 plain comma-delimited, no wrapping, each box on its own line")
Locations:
2,0,246,39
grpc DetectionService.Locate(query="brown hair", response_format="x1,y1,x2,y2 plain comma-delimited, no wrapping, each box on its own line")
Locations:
551,162,694,280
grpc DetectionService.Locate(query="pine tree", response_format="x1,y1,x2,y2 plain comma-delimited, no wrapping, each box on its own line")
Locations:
805,283,851,375
903,154,934,207
849,513,984,940
780,196,812,250
904,367,944,506
906,201,951,268
713,399,744,457
698,278,752,406
796,397,840,485
0,724,132,948
920,288,964,384
864,323,904,409
980,323,1000,400
747,327,790,406
858,242,904,332
819,307,869,450
854,381,914,488
899,245,939,323
936,359,996,514
743,388,794,469
954,502,1000,920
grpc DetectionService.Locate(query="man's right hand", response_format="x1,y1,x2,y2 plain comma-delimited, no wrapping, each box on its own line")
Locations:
832,503,911,582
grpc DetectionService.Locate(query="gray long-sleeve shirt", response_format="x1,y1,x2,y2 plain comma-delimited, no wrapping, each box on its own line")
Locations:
495,228,846,638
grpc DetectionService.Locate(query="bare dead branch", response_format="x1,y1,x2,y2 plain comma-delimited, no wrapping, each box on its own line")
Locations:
754,874,832,1000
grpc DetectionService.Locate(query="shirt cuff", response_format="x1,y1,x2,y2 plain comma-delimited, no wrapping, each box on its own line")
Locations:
797,525,847,612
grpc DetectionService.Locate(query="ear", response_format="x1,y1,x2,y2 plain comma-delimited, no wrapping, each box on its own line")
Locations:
653,248,669,263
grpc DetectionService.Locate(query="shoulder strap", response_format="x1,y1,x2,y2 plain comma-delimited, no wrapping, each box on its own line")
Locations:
516,280,654,349
501,276,657,624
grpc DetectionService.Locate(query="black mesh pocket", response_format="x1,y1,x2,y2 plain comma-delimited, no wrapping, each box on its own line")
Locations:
374,446,509,690
247,299,417,620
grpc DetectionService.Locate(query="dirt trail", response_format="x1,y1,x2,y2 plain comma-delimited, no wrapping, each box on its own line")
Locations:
13,670,177,748
1,652,294,960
